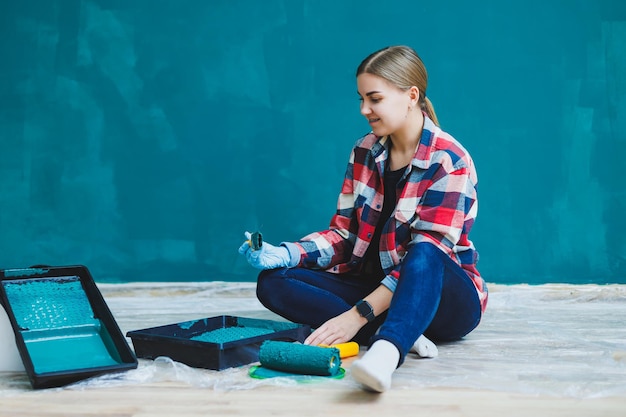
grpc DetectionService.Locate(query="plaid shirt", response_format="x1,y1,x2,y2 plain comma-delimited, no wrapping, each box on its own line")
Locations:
292,115,487,312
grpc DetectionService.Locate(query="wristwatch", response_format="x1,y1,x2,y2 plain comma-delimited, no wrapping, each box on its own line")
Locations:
355,300,375,323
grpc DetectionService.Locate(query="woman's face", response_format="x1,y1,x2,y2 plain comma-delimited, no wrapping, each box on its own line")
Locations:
357,73,414,138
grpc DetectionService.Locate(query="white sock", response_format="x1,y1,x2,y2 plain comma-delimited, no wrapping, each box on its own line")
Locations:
350,340,399,393
410,334,438,358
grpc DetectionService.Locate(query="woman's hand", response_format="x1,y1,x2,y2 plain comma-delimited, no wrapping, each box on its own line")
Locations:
304,308,366,346
238,231,292,270
304,285,393,346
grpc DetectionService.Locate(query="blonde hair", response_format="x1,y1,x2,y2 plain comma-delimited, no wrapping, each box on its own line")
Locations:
357,45,439,126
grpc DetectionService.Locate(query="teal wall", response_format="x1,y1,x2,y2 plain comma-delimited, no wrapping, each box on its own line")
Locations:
1,1,624,284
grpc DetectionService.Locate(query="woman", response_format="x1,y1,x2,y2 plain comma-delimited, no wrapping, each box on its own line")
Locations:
239,45,488,392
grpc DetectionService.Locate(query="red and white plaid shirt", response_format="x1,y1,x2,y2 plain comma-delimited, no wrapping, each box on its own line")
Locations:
292,115,487,312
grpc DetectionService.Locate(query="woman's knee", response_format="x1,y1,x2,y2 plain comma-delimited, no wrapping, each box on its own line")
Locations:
402,242,481,342
402,242,447,273
424,273,482,342
255,268,284,306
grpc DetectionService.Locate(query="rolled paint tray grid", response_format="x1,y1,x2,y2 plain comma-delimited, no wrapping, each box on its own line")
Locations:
0,265,137,389
126,315,311,370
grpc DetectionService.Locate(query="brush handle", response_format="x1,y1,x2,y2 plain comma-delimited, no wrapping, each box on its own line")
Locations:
320,342,359,358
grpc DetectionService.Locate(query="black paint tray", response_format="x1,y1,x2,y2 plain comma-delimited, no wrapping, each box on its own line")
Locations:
0,265,138,389
126,315,311,370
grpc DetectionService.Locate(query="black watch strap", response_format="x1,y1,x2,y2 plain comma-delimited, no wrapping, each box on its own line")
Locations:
355,299,375,323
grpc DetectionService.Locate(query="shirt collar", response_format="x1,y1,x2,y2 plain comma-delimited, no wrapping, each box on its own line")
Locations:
413,114,439,170
370,114,439,170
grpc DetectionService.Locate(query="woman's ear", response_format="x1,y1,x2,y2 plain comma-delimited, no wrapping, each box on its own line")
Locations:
408,86,420,106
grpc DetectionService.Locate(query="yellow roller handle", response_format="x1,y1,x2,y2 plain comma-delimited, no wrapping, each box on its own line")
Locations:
319,342,359,358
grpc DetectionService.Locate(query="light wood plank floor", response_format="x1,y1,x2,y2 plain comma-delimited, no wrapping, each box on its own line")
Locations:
1,380,625,417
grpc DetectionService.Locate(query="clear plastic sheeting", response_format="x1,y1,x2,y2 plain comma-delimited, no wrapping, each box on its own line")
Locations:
1,282,625,398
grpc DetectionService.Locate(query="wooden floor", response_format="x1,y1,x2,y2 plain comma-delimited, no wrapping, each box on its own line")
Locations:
1,379,625,417
2,282,626,416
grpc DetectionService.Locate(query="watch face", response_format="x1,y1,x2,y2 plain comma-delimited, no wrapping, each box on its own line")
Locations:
357,300,374,321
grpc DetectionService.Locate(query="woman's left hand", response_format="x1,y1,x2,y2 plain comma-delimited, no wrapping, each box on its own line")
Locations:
304,308,366,346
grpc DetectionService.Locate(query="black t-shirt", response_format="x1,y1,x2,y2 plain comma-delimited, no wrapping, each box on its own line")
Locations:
360,165,406,279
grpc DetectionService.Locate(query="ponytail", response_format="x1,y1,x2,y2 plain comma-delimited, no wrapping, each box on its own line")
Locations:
421,96,439,127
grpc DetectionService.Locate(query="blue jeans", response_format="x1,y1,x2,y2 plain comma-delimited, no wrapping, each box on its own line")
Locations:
256,242,483,365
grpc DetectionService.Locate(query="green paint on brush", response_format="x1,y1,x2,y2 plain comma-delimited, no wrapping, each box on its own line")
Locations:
258,340,341,376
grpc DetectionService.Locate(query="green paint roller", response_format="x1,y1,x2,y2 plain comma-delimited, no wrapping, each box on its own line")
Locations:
258,340,341,376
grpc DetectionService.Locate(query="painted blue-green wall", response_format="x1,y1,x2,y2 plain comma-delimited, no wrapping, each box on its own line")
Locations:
0,1,624,284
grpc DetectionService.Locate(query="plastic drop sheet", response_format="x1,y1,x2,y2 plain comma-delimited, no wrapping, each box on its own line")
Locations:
1,282,625,398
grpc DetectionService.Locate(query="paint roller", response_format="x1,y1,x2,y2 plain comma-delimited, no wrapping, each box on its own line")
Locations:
258,340,342,376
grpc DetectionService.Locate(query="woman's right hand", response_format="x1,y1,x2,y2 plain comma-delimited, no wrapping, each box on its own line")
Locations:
238,231,292,270
303,308,365,346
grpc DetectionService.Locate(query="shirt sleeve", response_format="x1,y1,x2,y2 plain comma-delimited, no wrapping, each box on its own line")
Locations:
413,163,477,254
381,275,398,292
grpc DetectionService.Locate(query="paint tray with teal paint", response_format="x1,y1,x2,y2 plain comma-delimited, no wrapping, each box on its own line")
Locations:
0,265,138,389
126,315,311,370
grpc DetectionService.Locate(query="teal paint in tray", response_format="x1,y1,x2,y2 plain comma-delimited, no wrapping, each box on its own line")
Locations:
4,277,96,330
0,265,137,389
3,268,50,278
2,277,121,374
127,315,311,370
22,324,121,374
190,326,274,343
